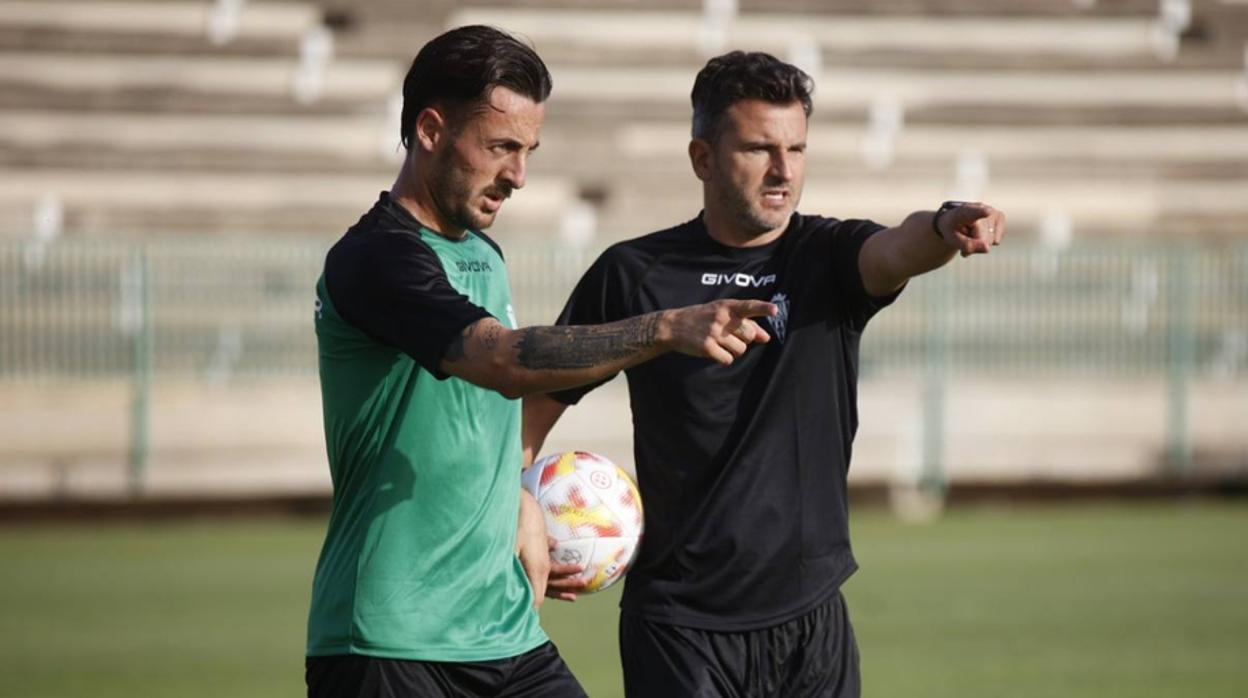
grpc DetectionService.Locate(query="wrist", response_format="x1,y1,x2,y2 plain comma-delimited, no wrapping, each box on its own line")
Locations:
931,200,964,243
653,310,675,350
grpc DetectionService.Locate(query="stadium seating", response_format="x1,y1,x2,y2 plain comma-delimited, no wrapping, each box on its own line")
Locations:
1,0,1245,242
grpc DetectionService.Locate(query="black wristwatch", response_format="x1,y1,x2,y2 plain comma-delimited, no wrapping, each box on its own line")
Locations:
932,200,965,240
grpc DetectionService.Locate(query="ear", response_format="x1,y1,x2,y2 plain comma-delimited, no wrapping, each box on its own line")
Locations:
688,138,713,182
414,106,448,153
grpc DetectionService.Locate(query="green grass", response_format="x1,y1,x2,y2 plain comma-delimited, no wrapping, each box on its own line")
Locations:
1,502,1245,697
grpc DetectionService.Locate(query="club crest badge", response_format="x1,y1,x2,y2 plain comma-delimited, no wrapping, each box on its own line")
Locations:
769,293,789,342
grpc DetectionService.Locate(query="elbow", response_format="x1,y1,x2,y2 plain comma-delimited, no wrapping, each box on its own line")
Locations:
487,357,532,400
466,370,528,400
497,379,528,401
470,327,530,399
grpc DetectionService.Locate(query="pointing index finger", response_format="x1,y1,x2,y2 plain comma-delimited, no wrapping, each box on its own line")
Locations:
952,203,993,227
728,300,778,318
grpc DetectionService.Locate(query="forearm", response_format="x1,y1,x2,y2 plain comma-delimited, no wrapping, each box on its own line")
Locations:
518,487,544,547
859,210,957,297
441,298,776,399
444,312,667,399
522,393,569,467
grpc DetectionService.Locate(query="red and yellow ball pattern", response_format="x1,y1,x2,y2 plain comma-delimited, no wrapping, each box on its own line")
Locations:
522,451,644,593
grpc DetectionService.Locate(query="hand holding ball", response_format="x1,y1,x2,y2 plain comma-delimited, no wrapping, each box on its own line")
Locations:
521,451,644,594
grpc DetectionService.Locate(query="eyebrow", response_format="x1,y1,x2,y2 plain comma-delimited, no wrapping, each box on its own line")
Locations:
740,139,806,147
490,137,540,151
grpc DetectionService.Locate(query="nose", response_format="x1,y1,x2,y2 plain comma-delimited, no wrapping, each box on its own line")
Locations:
502,152,527,190
768,151,793,183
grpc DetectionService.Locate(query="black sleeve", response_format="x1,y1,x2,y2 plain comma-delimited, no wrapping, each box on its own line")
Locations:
546,247,632,405
828,218,904,331
325,231,492,379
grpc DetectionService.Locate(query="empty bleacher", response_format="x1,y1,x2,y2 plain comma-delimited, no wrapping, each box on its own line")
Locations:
4,0,1243,243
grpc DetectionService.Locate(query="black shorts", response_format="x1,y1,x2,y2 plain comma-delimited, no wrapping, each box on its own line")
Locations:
619,592,860,698
306,641,587,698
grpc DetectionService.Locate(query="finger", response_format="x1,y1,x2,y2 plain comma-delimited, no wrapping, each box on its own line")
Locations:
744,319,771,344
955,226,991,256
970,222,993,253
951,231,977,257
704,340,735,366
553,592,579,602
548,577,589,590
720,334,749,357
727,318,772,345
972,211,999,245
725,318,755,343
724,299,778,319
991,212,1006,245
950,202,992,229
548,562,584,576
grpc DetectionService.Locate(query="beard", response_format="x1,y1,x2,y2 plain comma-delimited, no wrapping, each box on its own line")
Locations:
427,146,511,233
713,166,798,235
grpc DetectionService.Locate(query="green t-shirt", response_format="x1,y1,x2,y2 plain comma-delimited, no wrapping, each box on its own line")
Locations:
306,193,545,661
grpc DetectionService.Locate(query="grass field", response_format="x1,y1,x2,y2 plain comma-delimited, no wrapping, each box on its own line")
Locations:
1,501,1245,697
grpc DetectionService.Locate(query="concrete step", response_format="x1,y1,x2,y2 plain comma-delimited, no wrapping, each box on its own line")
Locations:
0,0,318,40
0,110,397,172
612,122,1248,172
0,168,574,237
543,64,1247,110
7,110,1246,179
0,51,401,113
341,0,1162,20
592,173,1248,240
451,8,1165,61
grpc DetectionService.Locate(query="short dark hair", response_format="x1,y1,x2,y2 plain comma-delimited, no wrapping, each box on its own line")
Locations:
399,25,553,150
690,51,813,141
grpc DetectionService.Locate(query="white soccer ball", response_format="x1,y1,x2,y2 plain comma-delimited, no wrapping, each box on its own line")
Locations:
521,451,644,594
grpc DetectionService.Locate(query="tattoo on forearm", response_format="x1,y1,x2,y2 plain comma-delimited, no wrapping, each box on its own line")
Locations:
515,313,661,370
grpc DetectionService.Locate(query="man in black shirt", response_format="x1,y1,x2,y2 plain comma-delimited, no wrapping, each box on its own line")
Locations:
522,52,1007,697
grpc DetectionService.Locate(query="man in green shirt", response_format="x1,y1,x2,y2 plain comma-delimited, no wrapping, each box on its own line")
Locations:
306,26,777,698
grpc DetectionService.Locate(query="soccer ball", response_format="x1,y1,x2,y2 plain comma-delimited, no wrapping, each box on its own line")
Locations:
521,451,643,594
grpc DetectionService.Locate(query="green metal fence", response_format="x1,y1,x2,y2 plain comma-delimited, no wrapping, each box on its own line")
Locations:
5,239,1244,381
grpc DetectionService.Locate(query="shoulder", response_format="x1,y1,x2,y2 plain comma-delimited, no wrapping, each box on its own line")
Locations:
326,225,447,288
785,213,885,251
794,213,883,237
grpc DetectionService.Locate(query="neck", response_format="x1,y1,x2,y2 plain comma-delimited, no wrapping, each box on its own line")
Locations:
390,158,467,240
701,203,787,249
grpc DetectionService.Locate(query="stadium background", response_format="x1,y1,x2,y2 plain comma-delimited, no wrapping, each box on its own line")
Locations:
0,0,1245,696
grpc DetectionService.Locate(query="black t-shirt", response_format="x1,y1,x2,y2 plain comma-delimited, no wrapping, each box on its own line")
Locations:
550,212,900,631
322,192,496,378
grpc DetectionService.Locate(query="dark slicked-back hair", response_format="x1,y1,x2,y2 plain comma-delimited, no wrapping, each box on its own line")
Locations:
691,51,813,142
399,25,552,150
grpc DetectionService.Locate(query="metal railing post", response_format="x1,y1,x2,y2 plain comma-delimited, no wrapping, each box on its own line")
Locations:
1166,245,1194,476
127,247,153,494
